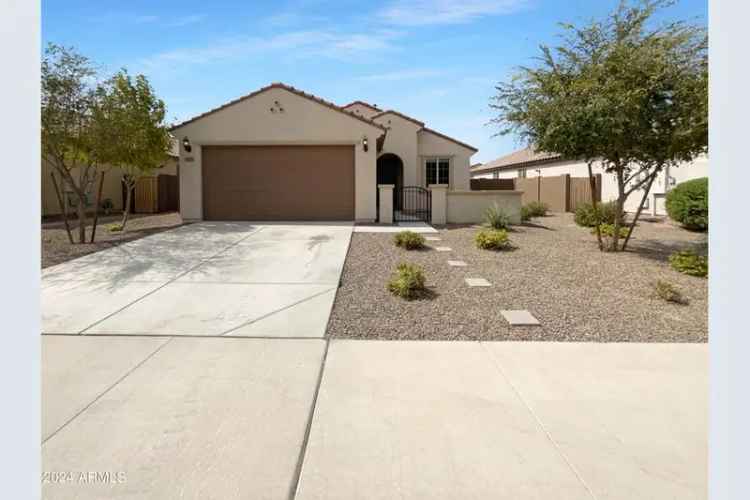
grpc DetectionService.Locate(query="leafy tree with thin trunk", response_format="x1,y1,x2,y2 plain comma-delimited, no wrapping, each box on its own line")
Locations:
490,0,707,251
92,70,171,230
41,44,104,243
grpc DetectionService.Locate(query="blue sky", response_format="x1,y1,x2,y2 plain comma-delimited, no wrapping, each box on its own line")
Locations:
43,0,706,163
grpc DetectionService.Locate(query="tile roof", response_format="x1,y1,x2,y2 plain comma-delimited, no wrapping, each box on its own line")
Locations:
170,83,387,132
471,146,562,172
341,100,382,111
371,110,425,127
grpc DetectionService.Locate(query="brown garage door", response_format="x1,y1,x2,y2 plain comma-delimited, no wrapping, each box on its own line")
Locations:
202,145,355,221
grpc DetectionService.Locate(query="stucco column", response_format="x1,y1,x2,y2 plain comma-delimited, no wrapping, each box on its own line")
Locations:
429,184,448,225
378,184,394,224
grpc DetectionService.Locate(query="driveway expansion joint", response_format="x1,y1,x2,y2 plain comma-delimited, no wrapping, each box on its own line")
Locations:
42,336,174,445
479,342,598,500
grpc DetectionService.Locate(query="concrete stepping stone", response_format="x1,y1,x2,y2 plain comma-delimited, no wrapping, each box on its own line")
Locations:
501,310,541,326
434,246,452,252
447,260,467,267
425,237,441,241
465,278,491,287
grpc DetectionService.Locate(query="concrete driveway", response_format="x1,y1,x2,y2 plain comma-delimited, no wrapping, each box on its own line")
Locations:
42,221,352,337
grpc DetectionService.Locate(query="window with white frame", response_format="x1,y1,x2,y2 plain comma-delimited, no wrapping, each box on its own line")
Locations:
492,171,499,179
517,168,527,178
425,158,450,185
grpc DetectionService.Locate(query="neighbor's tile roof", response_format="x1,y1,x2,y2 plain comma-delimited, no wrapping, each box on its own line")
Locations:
471,146,562,173
170,83,387,132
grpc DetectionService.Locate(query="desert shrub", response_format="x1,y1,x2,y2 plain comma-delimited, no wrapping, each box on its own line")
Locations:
525,201,549,217
387,263,427,299
653,280,689,305
107,223,124,233
665,177,708,230
574,201,622,227
483,203,511,230
520,205,532,222
593,223,629,239
669,250,708,277
394,231,426,250
475,229,511,250
101,198,114,214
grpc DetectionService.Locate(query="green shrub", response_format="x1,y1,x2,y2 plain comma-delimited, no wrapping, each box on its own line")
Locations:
387,263,427,299
520,205,532,222
107,223,124,233
393,231,426,250
669,250,708,277
483,203,511,230
593,223,629,239
574,201,622,227
653,280,689,305
665,177,708,230
475,229,511,250
525,201,549,217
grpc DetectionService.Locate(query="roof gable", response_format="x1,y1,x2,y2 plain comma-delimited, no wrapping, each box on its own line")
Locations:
419,127,478,153
371,110,425,127
171,83,386,132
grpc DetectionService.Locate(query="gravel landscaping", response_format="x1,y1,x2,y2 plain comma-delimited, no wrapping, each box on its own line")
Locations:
327,213,707,342
42,212,186,268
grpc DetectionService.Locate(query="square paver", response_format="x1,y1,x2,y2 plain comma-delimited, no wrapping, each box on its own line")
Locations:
434,246,452,252
465,278,491,287
447,260,467,267
501,310,541,326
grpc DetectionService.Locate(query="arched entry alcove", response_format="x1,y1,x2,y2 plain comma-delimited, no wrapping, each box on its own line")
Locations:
376,153,404,216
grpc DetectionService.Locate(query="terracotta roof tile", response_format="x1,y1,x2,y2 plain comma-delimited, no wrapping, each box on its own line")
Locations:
471,146,561,172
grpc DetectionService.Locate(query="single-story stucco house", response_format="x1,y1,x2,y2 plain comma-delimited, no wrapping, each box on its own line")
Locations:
471,146,709,216
170,82,521,224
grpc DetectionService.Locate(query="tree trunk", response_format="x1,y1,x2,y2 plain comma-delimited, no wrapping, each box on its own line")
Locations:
621,170,658,252
75,195,87,243
587,162,603,251
50,172,74,244
121,180,134,230
611,166,626,252
90,171,106,243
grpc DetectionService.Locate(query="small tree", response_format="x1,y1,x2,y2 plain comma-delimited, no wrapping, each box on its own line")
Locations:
41,44,104,243
93,70,171,230
490,0,707,251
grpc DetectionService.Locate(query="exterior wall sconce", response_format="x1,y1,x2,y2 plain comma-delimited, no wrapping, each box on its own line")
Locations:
362,136,369,152
182,136,192,153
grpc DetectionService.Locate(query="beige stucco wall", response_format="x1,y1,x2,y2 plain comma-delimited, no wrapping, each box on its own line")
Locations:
172,87,383,222
446,191,522,224
343,103,380,119
418,130,474,191
374,113,422,186
472,154,709,215
41,159,125,216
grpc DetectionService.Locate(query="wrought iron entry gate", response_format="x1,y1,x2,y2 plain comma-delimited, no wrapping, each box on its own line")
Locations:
394,186,431,223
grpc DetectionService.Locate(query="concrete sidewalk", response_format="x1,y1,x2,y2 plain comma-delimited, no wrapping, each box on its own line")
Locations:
295,341,707,500
42,337,707,499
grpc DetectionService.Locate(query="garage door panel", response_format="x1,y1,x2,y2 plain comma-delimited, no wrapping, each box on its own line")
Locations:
202,145,355,221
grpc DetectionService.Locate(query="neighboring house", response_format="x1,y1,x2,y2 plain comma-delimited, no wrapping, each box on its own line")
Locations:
170,82,521,223
41,143,179,217
471,146,708,215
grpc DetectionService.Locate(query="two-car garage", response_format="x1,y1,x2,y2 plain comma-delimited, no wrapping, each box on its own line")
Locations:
173,83,386,222
201,145,355,221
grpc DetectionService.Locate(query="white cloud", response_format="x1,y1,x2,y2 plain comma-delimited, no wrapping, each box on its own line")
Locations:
138,30,400,72
378,0,528,26
357,68,445,81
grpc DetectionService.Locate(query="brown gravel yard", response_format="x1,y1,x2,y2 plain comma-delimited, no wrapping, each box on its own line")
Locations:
327,213,707,342
42,212,186,268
